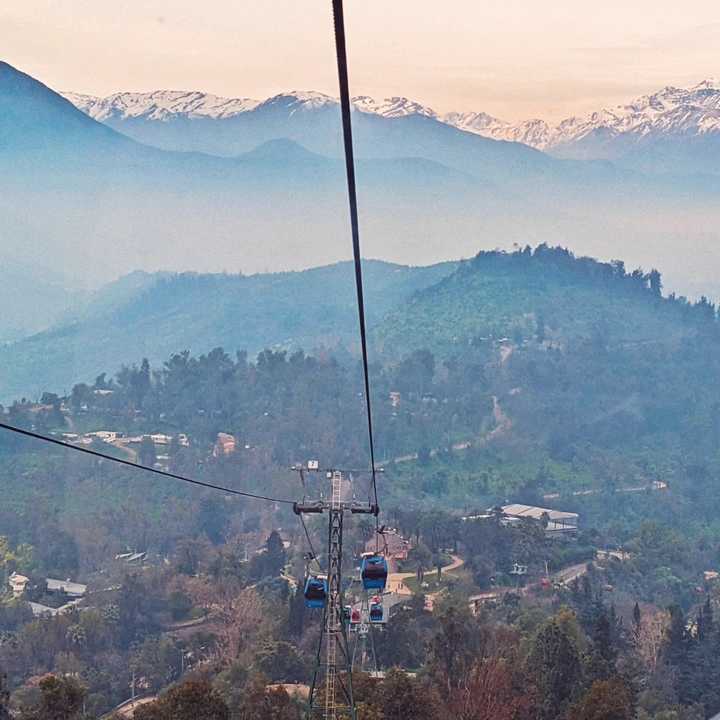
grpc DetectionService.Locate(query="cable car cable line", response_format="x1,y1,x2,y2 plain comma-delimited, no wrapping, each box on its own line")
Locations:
0,421,295,505
299,512,323,573
332,0,379,516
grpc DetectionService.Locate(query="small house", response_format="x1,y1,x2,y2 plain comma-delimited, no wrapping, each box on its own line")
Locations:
8,572,29,598
213,432,236,457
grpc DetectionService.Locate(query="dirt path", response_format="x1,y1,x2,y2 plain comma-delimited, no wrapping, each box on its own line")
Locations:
103,696,156,719
476,395,512,445
387,554,465,596
422,555,466,610
499,343,514,365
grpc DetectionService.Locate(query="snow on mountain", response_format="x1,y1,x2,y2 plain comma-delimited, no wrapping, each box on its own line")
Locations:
444,79,720,150
61,90,260,121
64,80,720,152
353,95,437,119
444,112,555,148
253,90,337,114
64,88,440,122
443,111,507,134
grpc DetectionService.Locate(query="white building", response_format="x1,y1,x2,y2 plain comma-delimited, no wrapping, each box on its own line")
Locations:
498,504,579,536
8,571,29,597
46,578,87,598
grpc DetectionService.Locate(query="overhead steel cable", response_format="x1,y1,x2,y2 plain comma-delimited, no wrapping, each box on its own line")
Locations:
0,421,294,505
331,0,379,515
299,512,324,573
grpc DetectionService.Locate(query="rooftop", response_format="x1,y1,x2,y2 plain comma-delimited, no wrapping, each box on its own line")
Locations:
46,578,87,596
500,504,579,521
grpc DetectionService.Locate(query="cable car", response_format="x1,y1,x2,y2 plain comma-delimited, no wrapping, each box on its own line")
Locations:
304,575,328,609
361,553,388,591
369,600,384,623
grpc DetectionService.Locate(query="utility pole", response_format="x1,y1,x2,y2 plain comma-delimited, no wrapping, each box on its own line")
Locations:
294,468,378,720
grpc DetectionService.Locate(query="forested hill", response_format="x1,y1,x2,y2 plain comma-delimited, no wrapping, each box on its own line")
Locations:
375,244,708,356
7,246,720,509
0,259,454,403
371,246,720,517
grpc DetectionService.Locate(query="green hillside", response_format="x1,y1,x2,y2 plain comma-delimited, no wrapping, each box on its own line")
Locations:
370,246,720,518
0,259,455,403
375,244,685,355
6,245,720,518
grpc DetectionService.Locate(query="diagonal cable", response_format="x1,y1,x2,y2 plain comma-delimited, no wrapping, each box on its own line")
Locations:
331,0,379,513
0,421,294,505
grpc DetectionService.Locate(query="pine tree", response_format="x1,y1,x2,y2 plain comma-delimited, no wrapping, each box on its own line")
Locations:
632,602,641,639
287,580,306,638
665,604,690,668
697,597,714,642
265,530,287,577
0,672,10,720
526,617,583,720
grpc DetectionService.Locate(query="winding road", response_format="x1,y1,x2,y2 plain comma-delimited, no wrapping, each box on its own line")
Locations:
387,554,465,597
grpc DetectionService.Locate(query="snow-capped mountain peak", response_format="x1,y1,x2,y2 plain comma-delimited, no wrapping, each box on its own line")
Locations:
63,79,720,155
255,90,337,113
441,79,720,149
692,78,720,91
61,90,260,122
352,95,437,119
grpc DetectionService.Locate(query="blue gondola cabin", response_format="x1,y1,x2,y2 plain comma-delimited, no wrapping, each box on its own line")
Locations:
304,576,328,609
361,553,388,591
369,600,384,623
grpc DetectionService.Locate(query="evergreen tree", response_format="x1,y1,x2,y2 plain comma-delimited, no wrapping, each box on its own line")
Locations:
696,597,713,642
664,604,690,668
587,607,617,681
134,679,229,720
0,672,10,720
18,675,85,720
572,677,634,720
632,602,641,639
526,617,583,720
265,530,287,577
287,580,306,638
139,436,157,467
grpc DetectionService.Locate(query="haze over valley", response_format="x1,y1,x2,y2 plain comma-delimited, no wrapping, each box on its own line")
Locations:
3,60,720,313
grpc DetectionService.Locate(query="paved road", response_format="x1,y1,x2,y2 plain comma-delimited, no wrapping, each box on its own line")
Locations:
103,696,156,719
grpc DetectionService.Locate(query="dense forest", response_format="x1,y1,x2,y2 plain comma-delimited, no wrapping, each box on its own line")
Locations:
3,246,720,719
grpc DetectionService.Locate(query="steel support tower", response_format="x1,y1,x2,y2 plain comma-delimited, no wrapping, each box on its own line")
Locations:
295,470,377,720
351,595,379,676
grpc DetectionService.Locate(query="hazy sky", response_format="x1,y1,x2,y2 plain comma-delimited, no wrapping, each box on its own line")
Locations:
2,1,720,121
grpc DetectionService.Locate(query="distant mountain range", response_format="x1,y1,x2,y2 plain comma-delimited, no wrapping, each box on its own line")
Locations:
64,80,720,173
0,61,493,282
3,59,720,311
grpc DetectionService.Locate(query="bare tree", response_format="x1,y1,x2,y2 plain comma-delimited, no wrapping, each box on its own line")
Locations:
451,655,532,720
213,587,263,665
634,608,670,674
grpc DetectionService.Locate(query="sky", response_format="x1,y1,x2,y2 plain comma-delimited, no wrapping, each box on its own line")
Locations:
2,0,719,122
